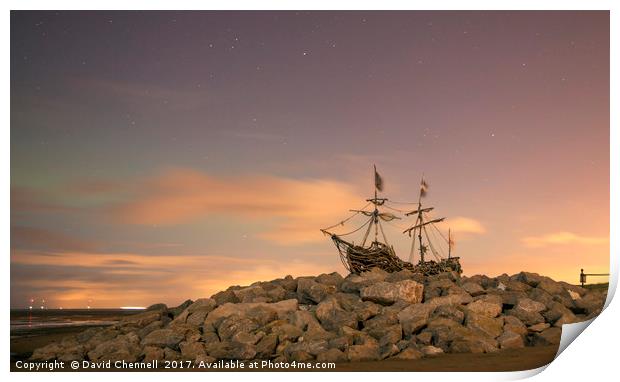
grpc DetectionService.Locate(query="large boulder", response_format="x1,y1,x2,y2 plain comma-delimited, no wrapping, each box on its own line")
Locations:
506,297,546,325
513,272,543,287
316,297,358,332
316,272,345,288
317,348,347,363
211,289,240,305
265,320,303,342
30,343,64,361
464,311,503,339
466,295,502,318
233,285,269,303
118,311,162,328
425,318,472,351
385,269,416,283
297,277,337,304
529,327,561,346
217,316,259,341
426,293,473,309
88,333,142,362
347,342,381,362
141,329,185,348
543,302,578,327
207,341,257,360
515,297,547,313
398,304,434,337
449,334,498,354
497,331,524,349
392,347,423,360
503,315,528,336
255,333,278,359
179,341,207,360
284,339,329,358
461,281,485,297
421,345,444,357
340,268,388,293
431,304,465,324
204,299,298,327
360,280,424,305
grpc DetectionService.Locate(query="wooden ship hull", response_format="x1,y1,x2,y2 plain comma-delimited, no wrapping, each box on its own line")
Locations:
331,234,462,275
321,167,464,277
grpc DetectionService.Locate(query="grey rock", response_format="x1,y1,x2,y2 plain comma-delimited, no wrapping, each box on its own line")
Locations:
464,311,503,339
141,329,185,348
398,304,434,337
528,323,550,333
497,331,524,349
255,333,278,359
391,347,422,360
297,277,337,304
207,341,257,360
179,341,207,360
503,315,528,336
421,345,444,357
530,327,561,346
317,348,347,363
461,282,485,297
431,304,465,324
315,297,357,332
316,272,344,288
360,280,424,305
347,342,381,362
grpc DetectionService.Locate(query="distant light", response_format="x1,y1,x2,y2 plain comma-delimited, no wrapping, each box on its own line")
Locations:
29,306,33,310
120,306,146,310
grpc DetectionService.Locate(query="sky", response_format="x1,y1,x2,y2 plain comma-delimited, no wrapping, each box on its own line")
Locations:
10,11,609,308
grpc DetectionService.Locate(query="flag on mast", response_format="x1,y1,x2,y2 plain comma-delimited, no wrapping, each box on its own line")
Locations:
374,165,384,192
420,178,429,197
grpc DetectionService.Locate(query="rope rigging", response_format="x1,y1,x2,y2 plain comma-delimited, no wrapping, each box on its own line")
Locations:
322,167,462,276
321,202,371,232
335,215,373,237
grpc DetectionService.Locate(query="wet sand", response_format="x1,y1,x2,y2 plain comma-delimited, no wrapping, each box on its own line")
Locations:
332,345,558,372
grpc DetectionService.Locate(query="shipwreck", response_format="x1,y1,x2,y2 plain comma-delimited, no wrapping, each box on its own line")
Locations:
321,166,462,276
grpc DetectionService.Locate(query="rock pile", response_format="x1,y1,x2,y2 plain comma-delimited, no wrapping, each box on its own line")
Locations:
30,269,606,364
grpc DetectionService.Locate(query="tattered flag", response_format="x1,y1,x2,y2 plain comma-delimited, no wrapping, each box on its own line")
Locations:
420,178,429,197
374,167,384,191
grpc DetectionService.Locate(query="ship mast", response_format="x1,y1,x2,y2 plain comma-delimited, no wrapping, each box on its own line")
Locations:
403,175,444,263
367,165,387,244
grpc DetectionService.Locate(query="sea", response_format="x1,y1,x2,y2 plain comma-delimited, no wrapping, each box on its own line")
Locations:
10,308,144,339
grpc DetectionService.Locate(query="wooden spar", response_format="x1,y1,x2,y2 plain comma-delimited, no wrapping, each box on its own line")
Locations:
403,217,446,234
405,207,434,216
349,209,375,216
321,167,463,276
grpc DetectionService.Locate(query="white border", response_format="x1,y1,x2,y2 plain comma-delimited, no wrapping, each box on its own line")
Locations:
3,1,617,382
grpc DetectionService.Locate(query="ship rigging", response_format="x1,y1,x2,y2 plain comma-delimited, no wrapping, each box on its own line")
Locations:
321,166,461,275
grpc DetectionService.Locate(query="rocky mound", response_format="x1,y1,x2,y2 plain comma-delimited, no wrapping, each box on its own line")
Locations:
30,269,607,364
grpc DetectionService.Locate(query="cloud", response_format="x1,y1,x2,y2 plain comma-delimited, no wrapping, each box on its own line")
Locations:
11,249,338,308
437,216,486,236
11,226,99,253
522,231,609,248
11,187,77,215
103,168,364,245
